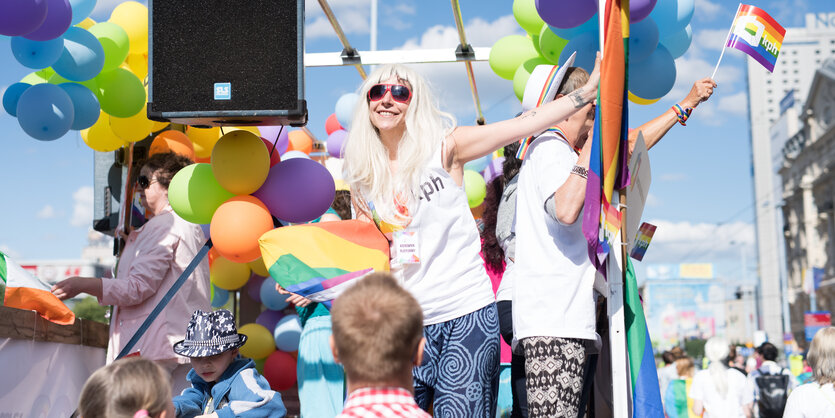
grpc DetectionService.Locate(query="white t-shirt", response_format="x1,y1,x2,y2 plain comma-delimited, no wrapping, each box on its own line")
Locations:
370,144,496,325
513,133,597,341
689,368,752,418
783,382,835,418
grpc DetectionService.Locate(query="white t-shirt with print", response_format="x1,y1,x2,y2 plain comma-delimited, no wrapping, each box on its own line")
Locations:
512,133,597,342
689,368,752,418
783,382,835,418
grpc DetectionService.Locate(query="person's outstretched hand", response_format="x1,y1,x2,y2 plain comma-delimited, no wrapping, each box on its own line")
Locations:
585,52,602,93
683,77,717,109
51,277,85,300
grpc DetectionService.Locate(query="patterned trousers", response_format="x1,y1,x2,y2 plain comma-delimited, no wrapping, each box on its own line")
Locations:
521,336,587,418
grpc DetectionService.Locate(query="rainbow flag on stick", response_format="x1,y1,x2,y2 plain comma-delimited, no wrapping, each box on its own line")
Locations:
582,0,630,275
259,220,390,306
714,4,785,77
625,257,664,417
0,251,75,325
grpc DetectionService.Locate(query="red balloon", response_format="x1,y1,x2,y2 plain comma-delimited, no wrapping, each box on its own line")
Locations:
260,137,281,167
263,351,297,391
324,113,343,136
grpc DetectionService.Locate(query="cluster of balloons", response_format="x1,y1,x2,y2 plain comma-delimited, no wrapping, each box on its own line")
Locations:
490,0,694,105
325,92,358,159
2,1,154,143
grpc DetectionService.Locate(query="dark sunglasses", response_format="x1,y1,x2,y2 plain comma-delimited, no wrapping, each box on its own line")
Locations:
136,175,159,190
368,84,412,103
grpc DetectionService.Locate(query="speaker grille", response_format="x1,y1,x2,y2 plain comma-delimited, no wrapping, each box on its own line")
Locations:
149,0,305,125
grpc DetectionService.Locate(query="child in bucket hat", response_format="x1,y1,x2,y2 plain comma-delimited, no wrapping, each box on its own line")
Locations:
172,310,286,418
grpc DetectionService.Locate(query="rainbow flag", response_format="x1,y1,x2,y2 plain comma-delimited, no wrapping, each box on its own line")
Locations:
625,257,664,417
726,4,786,72
664,378,698,418
582,0,630,275
0,251,75,325
258,220,390,305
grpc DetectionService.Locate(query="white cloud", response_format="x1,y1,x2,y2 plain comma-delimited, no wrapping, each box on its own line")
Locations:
716,91,748,116
305,0,375,39
36,205,60,219
70,186,94,227
694,0,723,18
694,29,732,52
639,220,755,265
0,244,22,260
645,193,661,207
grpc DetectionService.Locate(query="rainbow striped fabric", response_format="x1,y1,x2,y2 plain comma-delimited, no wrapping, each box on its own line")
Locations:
664,378,698,418
258,220,390,306
625,257,664,417
726,4,786,72
1,251,75,325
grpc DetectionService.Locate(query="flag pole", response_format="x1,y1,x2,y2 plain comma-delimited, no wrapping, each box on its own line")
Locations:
711,3,742,80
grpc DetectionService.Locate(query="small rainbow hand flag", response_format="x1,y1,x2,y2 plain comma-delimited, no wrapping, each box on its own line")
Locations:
726,4,786,72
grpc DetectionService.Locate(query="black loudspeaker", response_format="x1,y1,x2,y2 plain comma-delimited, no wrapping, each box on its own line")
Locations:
148,0,306,127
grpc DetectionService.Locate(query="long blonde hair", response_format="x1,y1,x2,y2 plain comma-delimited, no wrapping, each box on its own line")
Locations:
78,358,171,418
704,337,731,397
808,326,835,385
342,64,457,226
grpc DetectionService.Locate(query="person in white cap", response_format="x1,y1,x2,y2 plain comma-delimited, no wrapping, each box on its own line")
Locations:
341,57,601,417
512,55,715,417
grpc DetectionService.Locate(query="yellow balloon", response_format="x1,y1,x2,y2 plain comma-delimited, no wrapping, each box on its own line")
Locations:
126,53,148,81
224,126,260,136
76,18,97,30
239,323,276,360
109,1,148,54
110,108,154,142
211,130,270,195
187,126,222,158
248,257,270,277
628,91,661,105
83,111,127,152
210,256,251,290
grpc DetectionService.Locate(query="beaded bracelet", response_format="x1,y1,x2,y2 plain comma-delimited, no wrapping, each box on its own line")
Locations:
672,104,692,126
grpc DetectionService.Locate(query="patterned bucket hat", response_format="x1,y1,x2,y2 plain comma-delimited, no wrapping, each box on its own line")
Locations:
173,310,248,358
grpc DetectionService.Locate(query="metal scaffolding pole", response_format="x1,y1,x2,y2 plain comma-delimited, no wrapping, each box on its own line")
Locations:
449,0,485,125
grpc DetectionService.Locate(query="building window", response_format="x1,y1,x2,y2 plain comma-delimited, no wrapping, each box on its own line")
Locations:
767,79,772,84
816,50,821,54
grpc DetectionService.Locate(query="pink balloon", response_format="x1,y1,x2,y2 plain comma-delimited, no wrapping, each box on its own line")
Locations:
326,129,348,158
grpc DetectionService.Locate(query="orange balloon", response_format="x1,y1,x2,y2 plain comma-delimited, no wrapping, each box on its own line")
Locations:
210,195,274,263
324,113,342,136
149,130,195,160
195,155,211,163
287,130,313,155
208,247,220,267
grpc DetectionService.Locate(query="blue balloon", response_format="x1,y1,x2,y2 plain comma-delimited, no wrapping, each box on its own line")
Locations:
464,154,491,173
649,0,694,39
661,25,692,59
273,314,302,352
629,44,676,100
260,277,289,311
69,0,97,25
335,92,359,130
629,17,659,63
16,83,74,141
559,30,599,73
212,286,229,308
52,27,104,82
11,36,64,69
549,13,598,40
58,82,100,130
3,83,32,116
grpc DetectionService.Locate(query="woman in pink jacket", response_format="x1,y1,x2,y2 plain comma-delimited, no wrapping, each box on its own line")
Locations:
52,152,211,395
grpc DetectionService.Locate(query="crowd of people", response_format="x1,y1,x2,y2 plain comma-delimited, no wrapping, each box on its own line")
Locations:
52,56,834,418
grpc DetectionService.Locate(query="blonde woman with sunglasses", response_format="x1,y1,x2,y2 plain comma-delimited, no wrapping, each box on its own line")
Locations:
52,152,211,396
341,60,600,417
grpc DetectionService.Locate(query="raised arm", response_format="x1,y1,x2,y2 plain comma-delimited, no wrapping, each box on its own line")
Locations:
552,134,593,225
628,77,716,154
448,55,601,166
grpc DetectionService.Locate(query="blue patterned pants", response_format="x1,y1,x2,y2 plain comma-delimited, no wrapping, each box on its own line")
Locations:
413,303,500,418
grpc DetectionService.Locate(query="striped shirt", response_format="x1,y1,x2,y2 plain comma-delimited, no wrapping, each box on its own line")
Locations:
336,387,430,418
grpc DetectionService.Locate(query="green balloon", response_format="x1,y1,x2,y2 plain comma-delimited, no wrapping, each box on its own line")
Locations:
513,0,545,34
539,25,569,65
489,35,539,81
48,72,99,95
89,22,130,72
95,67,145,118
168,163,235,224
513,57,550,102
464,170,487,208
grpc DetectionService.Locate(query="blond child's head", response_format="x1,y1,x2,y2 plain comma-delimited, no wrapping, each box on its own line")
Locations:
78,357,174,418
331,272,424,385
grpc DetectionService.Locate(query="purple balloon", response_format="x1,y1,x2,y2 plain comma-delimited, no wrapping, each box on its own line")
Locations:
0,0,47,36
256,309,285,332
537,0,597,30
631,0,657,23
23,0,72,41
253,158,336,224
246,274,266,302
326,129,348,158
482,157,505,184
258,125,290,155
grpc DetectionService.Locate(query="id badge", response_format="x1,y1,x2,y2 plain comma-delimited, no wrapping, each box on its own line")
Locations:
393,230,421,264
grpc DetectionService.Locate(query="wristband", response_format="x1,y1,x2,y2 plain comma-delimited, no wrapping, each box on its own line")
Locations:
672,104,692,126
571,165,588,179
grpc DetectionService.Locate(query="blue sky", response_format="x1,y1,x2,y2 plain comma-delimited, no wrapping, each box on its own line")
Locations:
0,0,831,283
